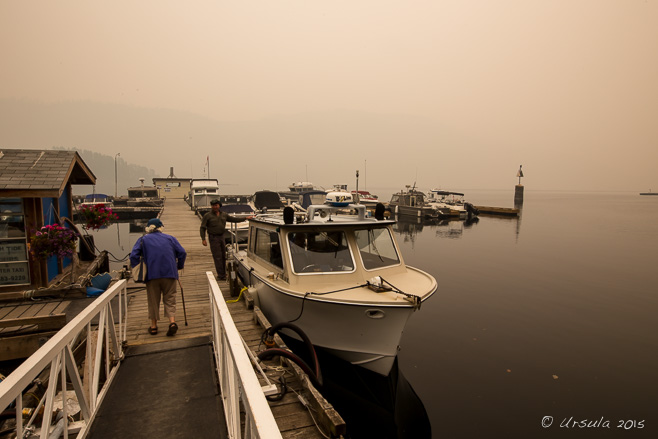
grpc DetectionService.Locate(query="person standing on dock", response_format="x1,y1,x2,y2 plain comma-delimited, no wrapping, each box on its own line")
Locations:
130,218,187,336
200,199,248,281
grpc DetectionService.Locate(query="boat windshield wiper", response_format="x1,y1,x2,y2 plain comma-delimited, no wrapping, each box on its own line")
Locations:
312,229,341,258
369,229,384,262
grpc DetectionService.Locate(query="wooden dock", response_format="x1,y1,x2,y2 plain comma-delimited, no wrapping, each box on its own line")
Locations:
0,253,110,361
0,301,70,361
124,198,345,438
474,205,520,216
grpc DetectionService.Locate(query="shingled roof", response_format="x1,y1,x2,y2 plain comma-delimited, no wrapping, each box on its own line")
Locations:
0,149,96,198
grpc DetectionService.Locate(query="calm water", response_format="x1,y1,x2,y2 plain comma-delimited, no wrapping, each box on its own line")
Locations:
88,192,658,438
394,191,658,438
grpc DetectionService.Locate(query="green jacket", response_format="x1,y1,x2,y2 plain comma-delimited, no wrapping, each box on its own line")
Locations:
200,211,246,239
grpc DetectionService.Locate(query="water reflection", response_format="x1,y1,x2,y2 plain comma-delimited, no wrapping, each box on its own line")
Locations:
75,219,148,271
283,335,431,439
393,215,477,245
129,219,150,234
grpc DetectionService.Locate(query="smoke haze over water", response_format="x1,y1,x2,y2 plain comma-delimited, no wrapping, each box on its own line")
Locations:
1,1,657,193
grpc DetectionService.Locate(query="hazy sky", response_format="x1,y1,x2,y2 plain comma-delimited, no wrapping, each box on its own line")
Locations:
1,1,657,194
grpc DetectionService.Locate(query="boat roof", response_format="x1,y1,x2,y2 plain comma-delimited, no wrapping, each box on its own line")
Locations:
190,179,219,188
250,204,395,228
430,190,464,196
84,193,110,199
290,181,314,187
127,186,158,191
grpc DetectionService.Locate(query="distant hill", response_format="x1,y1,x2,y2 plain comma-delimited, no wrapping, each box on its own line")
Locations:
54,147,158,196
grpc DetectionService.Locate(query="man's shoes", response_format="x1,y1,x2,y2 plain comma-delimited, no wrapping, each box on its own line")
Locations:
166,322,178,336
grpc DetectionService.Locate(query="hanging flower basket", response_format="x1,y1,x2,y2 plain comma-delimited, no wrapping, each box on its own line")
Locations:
78,204,119,230
30,224,78,259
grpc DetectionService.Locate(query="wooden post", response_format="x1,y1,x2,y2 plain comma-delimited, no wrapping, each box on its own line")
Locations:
514,184,524,207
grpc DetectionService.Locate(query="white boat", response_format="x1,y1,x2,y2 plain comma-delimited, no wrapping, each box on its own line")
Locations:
77,193,113,209
279,181,320,204
232,201,437,375
426,189,479,219
126,182,164,207
187,179,219,211
351,190,380,207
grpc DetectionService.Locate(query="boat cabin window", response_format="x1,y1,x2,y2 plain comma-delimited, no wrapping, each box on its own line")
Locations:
355,228,400,270
287,231,354,274
253,228,283,269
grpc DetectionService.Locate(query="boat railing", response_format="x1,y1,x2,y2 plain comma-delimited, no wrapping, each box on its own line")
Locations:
207,272,282,439
0,280,129,438
307,203,368,220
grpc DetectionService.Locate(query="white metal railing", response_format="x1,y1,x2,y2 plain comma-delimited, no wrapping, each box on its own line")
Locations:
0,280,128,439
207,272,283,439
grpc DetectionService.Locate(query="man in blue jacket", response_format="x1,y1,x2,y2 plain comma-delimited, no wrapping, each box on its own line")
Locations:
130,218,187,336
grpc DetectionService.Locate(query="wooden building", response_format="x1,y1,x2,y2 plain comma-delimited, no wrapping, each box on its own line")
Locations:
153,177,190,199
0,149,96,295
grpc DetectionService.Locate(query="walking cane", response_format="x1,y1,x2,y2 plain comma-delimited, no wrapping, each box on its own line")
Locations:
177,278,188,326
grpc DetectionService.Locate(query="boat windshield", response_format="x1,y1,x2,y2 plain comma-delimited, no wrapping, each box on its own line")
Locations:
288,231,354,274
354,228,400,269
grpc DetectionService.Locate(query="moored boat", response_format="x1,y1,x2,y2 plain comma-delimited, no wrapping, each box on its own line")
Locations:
279,181,321,204
426,189,479,219
388,185,444,219
125,183,164,207
232,201,437,375
187,179,219,212
351,190,380,207
77,193,113,210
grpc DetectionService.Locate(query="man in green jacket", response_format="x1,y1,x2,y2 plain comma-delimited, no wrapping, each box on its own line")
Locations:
200,199,248,280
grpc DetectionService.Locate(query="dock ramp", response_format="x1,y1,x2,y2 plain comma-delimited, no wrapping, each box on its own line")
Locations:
0,278,284,439
86,336,226,438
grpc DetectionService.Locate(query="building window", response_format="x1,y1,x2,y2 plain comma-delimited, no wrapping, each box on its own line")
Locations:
0,198,31,286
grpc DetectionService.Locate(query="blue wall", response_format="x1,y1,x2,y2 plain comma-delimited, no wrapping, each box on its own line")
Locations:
42,186,72,281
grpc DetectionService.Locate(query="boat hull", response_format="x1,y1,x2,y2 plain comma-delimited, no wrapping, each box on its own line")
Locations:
237,264,417,376
390,203,438,219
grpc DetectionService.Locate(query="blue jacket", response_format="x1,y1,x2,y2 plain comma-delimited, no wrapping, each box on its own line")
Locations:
130,232,186,281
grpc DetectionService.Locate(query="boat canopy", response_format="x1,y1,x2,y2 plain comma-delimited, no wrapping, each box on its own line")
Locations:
254,191,285,210
127,187,159,198
300,190,328,209
84,193,110,200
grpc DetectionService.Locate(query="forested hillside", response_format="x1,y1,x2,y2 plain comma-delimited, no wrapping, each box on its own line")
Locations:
54,147,158,196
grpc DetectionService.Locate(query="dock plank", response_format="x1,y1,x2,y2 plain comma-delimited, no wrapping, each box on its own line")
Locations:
122,198,343,438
